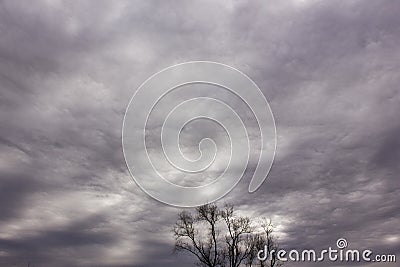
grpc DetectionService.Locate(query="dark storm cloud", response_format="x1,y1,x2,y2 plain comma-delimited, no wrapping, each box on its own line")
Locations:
232,1,400,262
0,173,42,221
0,0,399,266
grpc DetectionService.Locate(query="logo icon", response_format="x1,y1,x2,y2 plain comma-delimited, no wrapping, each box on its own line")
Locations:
122,61,276,207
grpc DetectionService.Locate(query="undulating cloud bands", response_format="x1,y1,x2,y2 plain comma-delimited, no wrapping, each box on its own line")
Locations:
0,1,399,266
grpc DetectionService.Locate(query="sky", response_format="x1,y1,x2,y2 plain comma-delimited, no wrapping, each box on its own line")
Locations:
0,0,399,266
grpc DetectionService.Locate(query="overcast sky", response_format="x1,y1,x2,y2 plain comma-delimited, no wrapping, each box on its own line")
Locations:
1,1,399,266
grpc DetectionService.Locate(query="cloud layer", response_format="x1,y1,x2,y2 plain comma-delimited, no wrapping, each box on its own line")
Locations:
0,0,399,266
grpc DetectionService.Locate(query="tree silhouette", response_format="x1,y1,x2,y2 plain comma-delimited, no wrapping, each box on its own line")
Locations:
173,203,281,267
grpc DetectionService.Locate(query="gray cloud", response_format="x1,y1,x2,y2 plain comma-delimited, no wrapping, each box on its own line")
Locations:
0,0,399,266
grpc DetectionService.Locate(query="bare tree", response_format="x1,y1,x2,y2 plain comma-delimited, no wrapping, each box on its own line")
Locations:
247,219,281,267
173,203,281,267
